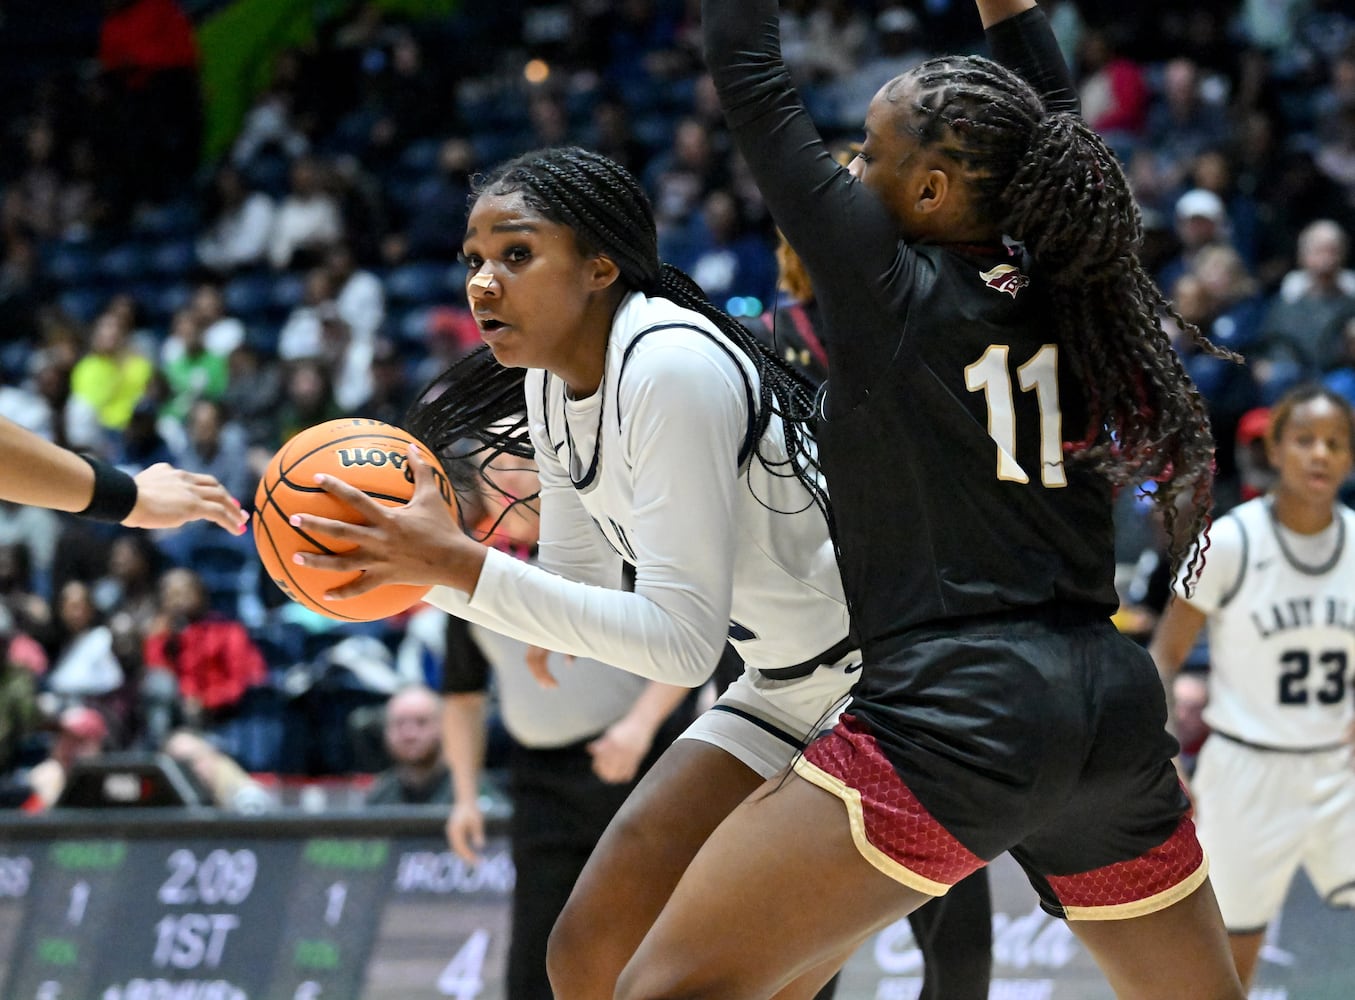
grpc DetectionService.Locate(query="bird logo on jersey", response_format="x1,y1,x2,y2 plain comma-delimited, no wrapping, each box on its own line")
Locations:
979,264,1030,298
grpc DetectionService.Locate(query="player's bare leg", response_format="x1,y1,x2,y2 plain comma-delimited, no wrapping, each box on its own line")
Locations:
614,772,932,998
1226,930,1265,989
1067,881,1246,1000
547,740,766,1000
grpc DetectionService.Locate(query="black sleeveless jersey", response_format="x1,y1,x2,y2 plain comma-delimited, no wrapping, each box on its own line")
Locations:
705,2,1119,650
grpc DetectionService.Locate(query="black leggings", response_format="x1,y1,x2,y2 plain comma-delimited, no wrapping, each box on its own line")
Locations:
815,866,992,1000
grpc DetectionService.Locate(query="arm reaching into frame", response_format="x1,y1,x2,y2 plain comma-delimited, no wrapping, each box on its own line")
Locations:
0,415,247,534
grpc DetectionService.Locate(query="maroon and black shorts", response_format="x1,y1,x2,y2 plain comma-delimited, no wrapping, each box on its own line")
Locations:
794,612,1207,920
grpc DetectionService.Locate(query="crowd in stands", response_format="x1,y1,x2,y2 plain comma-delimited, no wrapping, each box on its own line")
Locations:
0,0,1352,804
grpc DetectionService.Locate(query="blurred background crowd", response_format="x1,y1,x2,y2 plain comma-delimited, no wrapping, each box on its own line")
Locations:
0,0,1351,808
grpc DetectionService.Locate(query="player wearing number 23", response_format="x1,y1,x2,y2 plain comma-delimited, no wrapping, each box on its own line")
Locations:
1150,384,1355,991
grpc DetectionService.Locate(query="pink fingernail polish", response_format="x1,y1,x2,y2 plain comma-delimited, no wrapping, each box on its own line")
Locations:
290,515,301,526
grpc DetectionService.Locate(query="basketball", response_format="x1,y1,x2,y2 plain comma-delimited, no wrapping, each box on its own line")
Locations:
253,417,456,622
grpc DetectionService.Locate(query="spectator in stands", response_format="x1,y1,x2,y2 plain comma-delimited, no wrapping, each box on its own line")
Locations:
0,544,52,655
365,683,451,805
96,0,201,207
185,283,246,362
0,235,52,353
1077,25,1149,143
1189,149,1261,269
821,6,929,129
325,243,385,345
162,728,274,813
1315,47,1355,144
109,397,176,474
0,604,40,778
91,532,164,639
775,0,867,84
230,54,312,174
363,338,412,429
1158,187,1232,294
70,308,155,433
0,503,60,605
221,342,285,457
278,266,339,362
143,567,266,733
1166,273,1260,485
28,347,104,455
162,308,229,423
167,399,254,510
45,579,123,705
351,30,442,169
585,94,652,180
268,156,343,271
196,165,277,275
644,118,728,237
526,91,570,152
1316,103,1355,206
316,305,375,413
382,137,475,265
668,188,776,305
2,119,67,242
275,359,343,446
25,704,108,809
1145,57,1229,192
1256,219,1355,394
1193,244,1268,353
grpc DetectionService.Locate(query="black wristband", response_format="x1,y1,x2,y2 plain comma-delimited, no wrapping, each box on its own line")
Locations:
76,454,139,523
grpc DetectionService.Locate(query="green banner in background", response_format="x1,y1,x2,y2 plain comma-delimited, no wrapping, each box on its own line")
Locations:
196,0,462,166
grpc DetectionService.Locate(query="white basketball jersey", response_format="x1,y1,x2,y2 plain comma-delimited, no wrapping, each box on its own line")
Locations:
433,291,853,692
1186,497,1355,749
526,291,851,676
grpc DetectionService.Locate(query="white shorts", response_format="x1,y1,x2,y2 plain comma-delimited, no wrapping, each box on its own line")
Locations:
678,652,859,778
1192,734,1355,931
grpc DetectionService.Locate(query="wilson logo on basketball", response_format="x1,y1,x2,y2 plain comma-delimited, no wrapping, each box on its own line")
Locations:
979,264,1029,298
336,448,453,504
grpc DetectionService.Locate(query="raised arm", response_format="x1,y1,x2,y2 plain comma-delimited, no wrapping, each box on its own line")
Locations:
980,0,1081,115
976,0,1037,28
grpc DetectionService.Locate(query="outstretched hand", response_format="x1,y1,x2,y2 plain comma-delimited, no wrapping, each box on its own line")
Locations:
122,464,249,534
290,443,485,600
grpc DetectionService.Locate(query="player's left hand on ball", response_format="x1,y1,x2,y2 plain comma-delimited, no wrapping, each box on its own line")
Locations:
290,443,476,598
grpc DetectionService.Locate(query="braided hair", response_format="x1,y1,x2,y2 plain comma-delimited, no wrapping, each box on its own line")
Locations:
406,145,829,526
886,55,1238,582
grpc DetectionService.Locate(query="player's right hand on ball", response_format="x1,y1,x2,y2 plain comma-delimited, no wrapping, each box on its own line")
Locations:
291,443,483,597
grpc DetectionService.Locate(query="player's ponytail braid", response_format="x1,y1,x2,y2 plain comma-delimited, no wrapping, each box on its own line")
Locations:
412,145,830,521
900,55,1237,582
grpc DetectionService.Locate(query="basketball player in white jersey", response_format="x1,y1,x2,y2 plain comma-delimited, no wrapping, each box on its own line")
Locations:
287,146,860,997
1150,383,1355,989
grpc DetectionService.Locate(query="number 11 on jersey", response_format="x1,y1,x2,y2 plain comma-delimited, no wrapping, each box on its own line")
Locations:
965,344,1067,487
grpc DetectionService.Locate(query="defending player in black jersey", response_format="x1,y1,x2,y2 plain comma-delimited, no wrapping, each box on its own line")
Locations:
611,1,1248,997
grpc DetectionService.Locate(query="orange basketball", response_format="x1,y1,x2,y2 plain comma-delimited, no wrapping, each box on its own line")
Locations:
252,417,457,622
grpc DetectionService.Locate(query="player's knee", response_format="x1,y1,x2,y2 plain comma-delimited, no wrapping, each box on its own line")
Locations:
545,899,601,998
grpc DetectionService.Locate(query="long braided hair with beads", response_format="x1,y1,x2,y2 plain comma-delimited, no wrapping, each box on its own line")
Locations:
406,145,830,529
886,54,1237,582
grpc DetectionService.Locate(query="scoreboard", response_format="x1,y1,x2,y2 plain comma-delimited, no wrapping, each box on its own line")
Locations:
0,810,512,1000
0,808,1351,999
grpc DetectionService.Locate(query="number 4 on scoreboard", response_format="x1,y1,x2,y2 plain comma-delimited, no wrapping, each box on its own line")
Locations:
437,929,491,999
